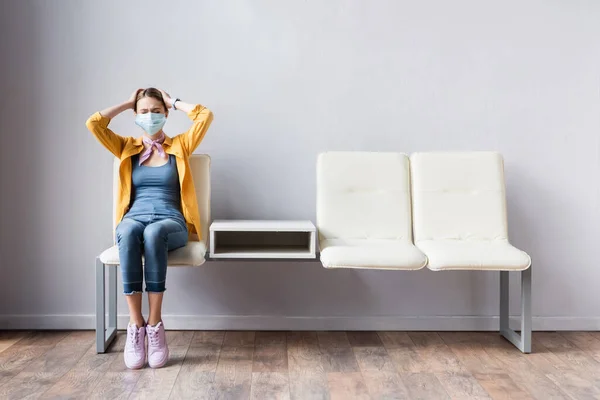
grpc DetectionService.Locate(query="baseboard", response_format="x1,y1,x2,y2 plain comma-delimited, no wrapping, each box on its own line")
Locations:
1,314,598,331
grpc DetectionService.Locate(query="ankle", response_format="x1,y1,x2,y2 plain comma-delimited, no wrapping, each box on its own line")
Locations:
130,317,145,328
147,318,162,327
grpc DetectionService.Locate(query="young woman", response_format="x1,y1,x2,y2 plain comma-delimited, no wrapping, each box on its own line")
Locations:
86,88,213,369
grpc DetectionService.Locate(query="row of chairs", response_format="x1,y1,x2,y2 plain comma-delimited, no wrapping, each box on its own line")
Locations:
95,152,532,353
317,151,532,353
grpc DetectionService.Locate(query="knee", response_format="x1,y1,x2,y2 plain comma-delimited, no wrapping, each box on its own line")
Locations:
143,224,167,246
116,220,142,244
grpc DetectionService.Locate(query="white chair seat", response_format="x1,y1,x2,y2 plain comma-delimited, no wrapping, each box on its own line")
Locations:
99,241,207,267
417,239,531,271
320,239,427,270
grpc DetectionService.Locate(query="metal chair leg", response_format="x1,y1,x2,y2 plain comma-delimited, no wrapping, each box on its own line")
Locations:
96,258,117,353
499,264,532,353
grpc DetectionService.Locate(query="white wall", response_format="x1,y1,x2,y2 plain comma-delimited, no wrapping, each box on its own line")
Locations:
1,0,599,330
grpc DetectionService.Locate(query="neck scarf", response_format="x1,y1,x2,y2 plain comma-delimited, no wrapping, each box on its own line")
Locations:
139,132,166,165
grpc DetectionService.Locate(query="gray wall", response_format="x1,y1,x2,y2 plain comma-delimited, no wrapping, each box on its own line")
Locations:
1,0,599,330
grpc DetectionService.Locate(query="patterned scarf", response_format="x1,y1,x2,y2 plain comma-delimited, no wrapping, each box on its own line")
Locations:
139,132,167,165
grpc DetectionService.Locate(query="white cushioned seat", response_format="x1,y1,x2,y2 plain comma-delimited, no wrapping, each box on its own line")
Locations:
99,241,207,266
99,154,211,267
410,152,531,271
417,240,530,271
317,152,427,270
320,239,427,270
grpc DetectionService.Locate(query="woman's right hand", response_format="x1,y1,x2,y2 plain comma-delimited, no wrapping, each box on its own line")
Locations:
127,89,143,110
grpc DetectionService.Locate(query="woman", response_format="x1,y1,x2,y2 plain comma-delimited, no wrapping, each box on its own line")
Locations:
86,88,213,369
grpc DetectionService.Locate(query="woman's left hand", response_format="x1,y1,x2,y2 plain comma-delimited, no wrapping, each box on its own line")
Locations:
159,89,173,107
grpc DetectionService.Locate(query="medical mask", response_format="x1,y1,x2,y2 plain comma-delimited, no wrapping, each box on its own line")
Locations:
135,112,167,135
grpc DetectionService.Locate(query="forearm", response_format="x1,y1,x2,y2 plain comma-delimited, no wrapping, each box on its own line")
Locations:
165,98,195,114
99,101,133,119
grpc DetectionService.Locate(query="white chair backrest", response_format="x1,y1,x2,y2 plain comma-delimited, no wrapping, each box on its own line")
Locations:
410,151,508,242
113,154,211,244
316,151,414,241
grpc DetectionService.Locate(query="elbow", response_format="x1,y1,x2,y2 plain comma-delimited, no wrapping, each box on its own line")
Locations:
86,111,111,134
205,108,214,125
85,117,95,132
85,112,102,132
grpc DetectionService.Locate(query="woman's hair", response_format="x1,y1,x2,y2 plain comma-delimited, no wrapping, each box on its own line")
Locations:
134,88,168,112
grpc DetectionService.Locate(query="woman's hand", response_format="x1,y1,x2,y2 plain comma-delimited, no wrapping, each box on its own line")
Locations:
127,89,143,110
158,89,173,108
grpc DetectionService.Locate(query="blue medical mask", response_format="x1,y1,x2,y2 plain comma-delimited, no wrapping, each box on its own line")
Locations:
135,112,167,135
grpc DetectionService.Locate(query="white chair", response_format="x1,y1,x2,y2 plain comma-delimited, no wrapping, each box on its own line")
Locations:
95,154,211,353
316,151,427,270
410,151,532,352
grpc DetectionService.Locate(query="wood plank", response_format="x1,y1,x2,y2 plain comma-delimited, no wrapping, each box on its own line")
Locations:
474,373,533,400
15,331,70,346
87,350,144,399
0,331,29,353
169,342,221,399
361,369,408,399
352,346,396,373
484,343,569,399
55,330,95,347
128,346,188,400
0,333,92,399
378,331,414,348
546,370,600,400
320,347,359,373
176,344,222,374
215,346,254,399
438,331,501,346
40,344,117,399
562,331,600,363
287,331,319,347
190,331,225,348
326,371,370,400
450,344,504,375
525,342,571,374
167,331,194,347
380,331,430,374
435,371,491,399
353,346,408,399
223,331,256,348
400,372,450,400
169,372,218,400
387,346,429,373
317,332,357,373
407,331,445,347
253,344,288,373
535,332,579,350
0,344,54,386
255,331,286,346
346,331,383,347
535,332,600,377
317,332,351,348
408,332,466,373
287,332,329,400
250,372,291,400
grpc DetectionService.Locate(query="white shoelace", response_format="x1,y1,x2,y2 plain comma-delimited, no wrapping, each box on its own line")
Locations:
148,330,159,346
128,328,140,346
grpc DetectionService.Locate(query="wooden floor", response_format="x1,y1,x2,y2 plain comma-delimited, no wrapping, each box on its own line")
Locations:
0,330,599,399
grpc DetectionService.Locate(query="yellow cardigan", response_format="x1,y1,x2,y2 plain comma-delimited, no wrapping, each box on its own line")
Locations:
86,105,214,240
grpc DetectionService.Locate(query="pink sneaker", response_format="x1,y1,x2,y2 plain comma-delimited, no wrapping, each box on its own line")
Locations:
146,321,169,368
124,323,146,369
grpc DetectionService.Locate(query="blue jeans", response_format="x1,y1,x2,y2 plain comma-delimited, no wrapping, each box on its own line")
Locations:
115,216,188,294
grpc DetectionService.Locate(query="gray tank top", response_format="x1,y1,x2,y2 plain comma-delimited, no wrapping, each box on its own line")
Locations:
125,154,186,224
